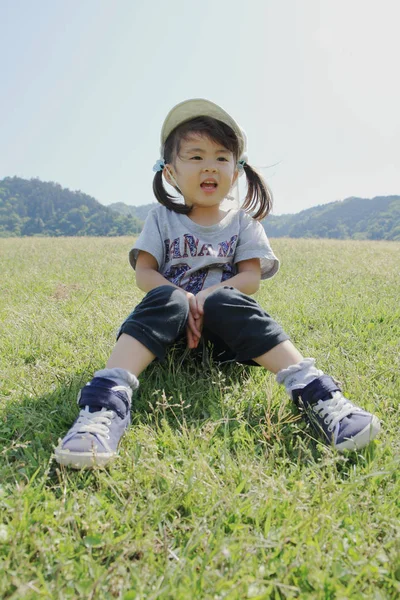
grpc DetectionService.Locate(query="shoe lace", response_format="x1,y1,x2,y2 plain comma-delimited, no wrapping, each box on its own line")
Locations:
312,391,358,432
69,407,115,439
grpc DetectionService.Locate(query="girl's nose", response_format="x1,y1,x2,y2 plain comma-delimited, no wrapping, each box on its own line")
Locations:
203,166,218,173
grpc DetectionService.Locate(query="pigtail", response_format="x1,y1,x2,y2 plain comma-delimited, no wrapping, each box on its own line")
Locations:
152,171,191,215
241,163,273,221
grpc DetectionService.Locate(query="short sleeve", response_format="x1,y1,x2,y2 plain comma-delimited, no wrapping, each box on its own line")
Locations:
129,208,164,270
234,212,279,279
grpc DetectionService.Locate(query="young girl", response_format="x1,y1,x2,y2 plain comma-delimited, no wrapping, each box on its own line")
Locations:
55,98,380,469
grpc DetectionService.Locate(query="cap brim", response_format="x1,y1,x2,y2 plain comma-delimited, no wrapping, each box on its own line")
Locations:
160,98,246,157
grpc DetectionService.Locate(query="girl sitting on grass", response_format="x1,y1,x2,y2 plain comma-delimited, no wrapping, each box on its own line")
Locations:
55,98,380,469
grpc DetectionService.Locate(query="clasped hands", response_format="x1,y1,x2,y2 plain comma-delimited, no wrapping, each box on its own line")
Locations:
184,289,210,349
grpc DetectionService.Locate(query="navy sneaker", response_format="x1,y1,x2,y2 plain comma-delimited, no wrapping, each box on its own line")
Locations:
292,376,380,451
54,377,132,469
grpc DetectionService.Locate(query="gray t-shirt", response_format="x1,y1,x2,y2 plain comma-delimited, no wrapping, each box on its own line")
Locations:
129,205,279,295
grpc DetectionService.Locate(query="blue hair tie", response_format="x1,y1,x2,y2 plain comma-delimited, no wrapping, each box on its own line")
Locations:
237,159,246,173
153,159,165,173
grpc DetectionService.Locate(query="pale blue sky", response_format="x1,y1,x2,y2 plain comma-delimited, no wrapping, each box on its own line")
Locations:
1,0,399,214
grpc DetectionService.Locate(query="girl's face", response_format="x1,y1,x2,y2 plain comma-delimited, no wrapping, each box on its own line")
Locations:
165,134,238,210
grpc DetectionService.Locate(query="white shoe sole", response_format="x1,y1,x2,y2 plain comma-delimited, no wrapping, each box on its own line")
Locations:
335,416,381,451
54,447,116,469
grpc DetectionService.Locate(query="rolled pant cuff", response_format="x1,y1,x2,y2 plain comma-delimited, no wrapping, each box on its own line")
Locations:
117,324,167,362
235,332,291,363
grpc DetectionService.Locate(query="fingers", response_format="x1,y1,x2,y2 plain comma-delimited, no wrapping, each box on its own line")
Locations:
194,313,203,335
194,290,208,316
187,310,202,339
196,296,205,315
186,325,199,349
185,292,204,348
187,294,200,320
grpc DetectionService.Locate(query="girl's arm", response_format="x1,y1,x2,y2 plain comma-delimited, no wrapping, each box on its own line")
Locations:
135,250,177,293
224,258,261,295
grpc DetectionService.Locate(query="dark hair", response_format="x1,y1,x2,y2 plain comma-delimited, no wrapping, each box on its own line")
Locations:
152,116,272,220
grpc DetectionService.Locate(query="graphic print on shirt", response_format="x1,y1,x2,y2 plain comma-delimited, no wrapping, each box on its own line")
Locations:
163,233,239,294
221,263,236,282
164,234,238,263
184,268,208,294
163,264,191,287
164,264,236,295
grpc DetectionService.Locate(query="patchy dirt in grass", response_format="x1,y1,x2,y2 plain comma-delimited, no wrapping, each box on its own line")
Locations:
52,283,81,300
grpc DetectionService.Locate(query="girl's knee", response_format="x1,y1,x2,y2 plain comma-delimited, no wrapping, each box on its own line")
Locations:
203,286,243,320
169,288,190,317
204,286,244,310
203,286,262,328
125,285,189,324
147,285,189,315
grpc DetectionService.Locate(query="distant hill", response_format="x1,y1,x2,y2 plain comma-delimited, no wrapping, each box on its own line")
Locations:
108,201,156,223
109,195,400,241
0,177,142,237
1,177,399,240
263,196,400,240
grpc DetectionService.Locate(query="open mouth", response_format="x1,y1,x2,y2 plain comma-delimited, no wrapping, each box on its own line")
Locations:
200,181,218,190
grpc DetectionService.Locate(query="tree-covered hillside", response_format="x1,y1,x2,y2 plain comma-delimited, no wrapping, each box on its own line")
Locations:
108,201,156,223
263,196,400,240
1,177,399,240
0,177,142,237
109,195,400,241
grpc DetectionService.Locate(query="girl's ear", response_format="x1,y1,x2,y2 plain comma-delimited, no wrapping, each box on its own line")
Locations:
163,164,175,186
231,169,239,186
164,164,182,192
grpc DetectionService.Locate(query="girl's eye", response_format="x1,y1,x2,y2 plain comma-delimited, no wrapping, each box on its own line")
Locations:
188,155,229,162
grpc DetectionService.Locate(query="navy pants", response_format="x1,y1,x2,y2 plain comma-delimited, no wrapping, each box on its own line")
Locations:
118,285,289,366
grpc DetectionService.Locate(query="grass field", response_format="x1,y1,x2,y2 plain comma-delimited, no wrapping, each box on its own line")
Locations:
0,237,399,599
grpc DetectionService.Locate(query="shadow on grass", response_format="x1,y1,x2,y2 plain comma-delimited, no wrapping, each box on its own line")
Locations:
0,345,377,486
